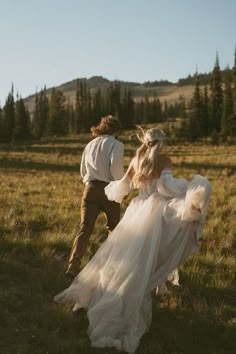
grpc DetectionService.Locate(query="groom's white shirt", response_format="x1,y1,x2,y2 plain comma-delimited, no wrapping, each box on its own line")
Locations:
80,135,124,184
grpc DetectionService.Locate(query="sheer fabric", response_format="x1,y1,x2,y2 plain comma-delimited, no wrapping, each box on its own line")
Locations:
54,170,211,353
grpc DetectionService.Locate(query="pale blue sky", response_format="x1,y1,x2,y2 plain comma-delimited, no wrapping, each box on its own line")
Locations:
0,0,235,104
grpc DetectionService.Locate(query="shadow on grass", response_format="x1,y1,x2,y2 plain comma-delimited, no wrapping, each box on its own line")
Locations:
0,136,89,147
1,155,235,175
150,300,235,354
0,145,84,156
0,157,80,172
0,235,235,354
179,161,236,173
0,253,89,354
179,269,236,310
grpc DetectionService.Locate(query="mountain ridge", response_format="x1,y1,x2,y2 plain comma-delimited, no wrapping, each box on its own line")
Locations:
24,70,217,112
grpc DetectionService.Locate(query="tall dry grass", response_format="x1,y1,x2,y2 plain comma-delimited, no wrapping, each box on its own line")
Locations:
0,133,235,354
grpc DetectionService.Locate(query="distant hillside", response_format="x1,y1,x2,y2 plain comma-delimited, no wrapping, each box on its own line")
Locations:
24,76,198,114
24,70,217,113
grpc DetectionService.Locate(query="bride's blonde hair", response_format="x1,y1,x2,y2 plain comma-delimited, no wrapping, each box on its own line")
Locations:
131,126,166,188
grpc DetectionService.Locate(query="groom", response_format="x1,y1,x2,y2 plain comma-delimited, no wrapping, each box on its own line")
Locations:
66,115,124,276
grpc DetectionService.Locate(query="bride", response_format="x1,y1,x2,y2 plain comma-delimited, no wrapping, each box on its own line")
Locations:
54,126,211,353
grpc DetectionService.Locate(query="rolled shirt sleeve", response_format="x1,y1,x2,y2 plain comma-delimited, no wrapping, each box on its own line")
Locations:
80,150,86,178
110,143,125,180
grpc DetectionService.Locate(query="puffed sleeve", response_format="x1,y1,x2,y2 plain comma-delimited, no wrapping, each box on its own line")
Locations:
104,175,132,203
181,174,212,222
181,175,211,240
157,170,211,223
105,157,135,203
156,169,189,198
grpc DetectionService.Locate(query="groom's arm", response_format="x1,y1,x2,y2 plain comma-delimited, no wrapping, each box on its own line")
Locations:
110,143,124,180
80,150,86,178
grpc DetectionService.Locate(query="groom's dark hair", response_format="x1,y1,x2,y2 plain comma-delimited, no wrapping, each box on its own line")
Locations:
91,115,121,137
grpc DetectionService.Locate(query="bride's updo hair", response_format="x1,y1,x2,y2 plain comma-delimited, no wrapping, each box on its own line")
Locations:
131,126,166,188
91,115,121,137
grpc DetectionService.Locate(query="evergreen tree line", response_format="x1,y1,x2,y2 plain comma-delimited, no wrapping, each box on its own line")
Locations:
0,52,235,143
177,52,236,141
0,86,31,143
0,81,184,142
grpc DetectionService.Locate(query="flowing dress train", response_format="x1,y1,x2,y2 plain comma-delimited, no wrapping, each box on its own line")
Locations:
54,169,211,353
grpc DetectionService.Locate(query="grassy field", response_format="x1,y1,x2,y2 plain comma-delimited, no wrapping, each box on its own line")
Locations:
0,132,235,354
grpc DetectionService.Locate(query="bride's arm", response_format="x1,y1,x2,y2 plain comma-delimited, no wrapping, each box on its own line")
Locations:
156,157,189,198
157,157,211,223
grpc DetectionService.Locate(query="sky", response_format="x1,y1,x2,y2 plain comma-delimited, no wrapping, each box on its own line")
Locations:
0,0,235,104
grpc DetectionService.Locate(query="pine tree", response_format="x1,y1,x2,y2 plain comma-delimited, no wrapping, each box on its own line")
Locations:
210,53,223,133
155,97,163,122
33,87,49,138
74,80,81,133
202,84,210,136
149,91,162,123
75,80,84,133
65,97,75,135
33,91,40,138
109,81,122,118
177,95,188,139
2,85,15,142
134,99,145,124
179,95,187,120
13,97,31,141
0,104,4,142
233,48,236,113
221,67,233,137
41,87,49,136
229,48,236,136
86,87,92,131
162,101,168,121
188,72,202,140
143,95,151,123
91,88,103,127
47,88,67,136
75,80,93,133
121,88,134,129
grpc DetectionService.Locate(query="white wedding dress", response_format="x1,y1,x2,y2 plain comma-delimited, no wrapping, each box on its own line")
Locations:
54,167,211,353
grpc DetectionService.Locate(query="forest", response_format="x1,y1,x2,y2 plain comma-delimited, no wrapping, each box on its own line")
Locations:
0,52,235,143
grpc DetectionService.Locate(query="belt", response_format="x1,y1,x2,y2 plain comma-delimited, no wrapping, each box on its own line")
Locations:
89,180,109,184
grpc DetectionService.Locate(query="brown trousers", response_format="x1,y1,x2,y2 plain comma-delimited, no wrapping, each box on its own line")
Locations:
68,181,120,268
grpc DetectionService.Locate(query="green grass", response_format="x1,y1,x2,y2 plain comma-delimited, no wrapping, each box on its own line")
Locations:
0,133,235,354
